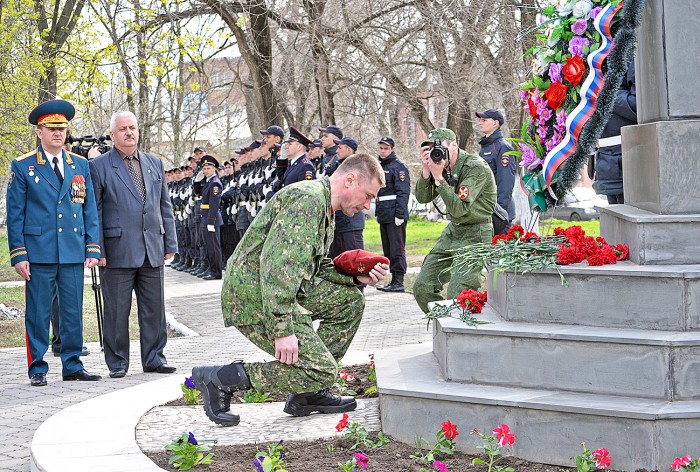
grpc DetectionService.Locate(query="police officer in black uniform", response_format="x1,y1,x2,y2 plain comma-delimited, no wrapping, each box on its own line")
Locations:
476,109,516,231
276,126,316,190
319,125,343,174
374,136,411,292
199,155,224,280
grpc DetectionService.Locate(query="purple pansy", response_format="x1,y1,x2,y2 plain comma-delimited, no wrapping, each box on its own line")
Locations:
184,376,196,389
187,432,197,445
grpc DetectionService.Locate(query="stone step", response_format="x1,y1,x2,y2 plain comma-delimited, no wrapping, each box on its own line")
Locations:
487,262,700,331
376,343,700,472
432,310,700,401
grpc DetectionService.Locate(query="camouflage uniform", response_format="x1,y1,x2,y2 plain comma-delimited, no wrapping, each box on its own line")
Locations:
222,177,363,393
413,148,497,313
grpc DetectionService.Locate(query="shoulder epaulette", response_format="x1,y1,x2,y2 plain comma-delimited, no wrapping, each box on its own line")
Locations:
15,150,35,162
68,151,87,160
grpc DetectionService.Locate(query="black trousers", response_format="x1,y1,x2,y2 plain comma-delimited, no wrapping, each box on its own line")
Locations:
329,230,364,260
202,222,223,277
379,221,407,275
220,224,240,267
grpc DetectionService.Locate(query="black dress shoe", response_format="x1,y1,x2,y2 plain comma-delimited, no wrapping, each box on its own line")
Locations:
30,373,47,387
202,272,222,280
382,282,405,292
284,389,357,417
63,369,102,381
145,364,177,374
109,368,127,378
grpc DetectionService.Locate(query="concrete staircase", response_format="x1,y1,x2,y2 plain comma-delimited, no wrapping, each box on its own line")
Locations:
376,264,700,471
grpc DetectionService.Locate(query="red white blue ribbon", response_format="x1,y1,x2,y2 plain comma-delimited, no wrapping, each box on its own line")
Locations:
542,3,623,186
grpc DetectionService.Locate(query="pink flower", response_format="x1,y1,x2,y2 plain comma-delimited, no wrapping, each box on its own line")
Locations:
590,6,602,20
592,447,611,469
672,455,692,470
492,424,515,446
353,452,369,470
571,18,588,35
433,460,450,472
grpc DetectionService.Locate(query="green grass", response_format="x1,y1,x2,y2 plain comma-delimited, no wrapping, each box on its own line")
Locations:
539,218,600,238
0,227,23,282
363,216,447,258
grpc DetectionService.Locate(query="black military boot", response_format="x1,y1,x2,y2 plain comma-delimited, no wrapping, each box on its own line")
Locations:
170,253,180,268
283,389,357,417
382,273,405,292
175,257,190,271
192,362,251,427
186,259,202,274
195,262,210,278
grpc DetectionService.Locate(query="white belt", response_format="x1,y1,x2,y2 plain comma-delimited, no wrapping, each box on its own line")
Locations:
597,135,622,148
376,195,397,202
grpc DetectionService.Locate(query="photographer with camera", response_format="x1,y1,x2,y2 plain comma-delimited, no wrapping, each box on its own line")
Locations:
412,128,497,314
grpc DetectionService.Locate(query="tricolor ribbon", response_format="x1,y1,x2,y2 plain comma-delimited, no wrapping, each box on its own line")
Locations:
542,2,623,187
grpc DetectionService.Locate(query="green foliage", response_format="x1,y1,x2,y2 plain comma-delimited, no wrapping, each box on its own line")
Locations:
343,422,391,451
253,441,288,472
472,429,514,472
363,217,446,257
180,383,201,405
242,389,273,403
164,432,214,471
411,430,456,464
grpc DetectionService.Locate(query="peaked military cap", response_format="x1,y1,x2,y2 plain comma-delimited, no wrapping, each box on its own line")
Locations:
284,126,312,147
319,125,343,139
260,125,285,138
475,109,505,126
333,137,358,152
200,155,220,168
28,99,75,128
378,136,395,147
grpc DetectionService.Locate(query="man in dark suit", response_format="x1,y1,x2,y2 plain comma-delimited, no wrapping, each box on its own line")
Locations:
6,99,102,386
89,110,178,379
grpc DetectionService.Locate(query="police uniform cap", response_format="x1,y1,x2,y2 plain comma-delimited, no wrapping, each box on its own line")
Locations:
309,139,324,148
420,128,457,147
193,145,206,152
475,109,505,126
378,136,395,147
28,99,75,127
200,155,220,168
224,160,233,167
260,125,285,138
284,126,312,148
248,140,262,150
235,148,247,155
333,137,358,152
318,125,343,139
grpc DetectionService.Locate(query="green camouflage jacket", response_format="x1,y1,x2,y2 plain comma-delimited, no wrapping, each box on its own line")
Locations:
415,149,496,225
222,177,355,337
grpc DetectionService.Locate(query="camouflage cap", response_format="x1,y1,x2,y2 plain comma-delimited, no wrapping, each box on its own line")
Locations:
420,128,456,147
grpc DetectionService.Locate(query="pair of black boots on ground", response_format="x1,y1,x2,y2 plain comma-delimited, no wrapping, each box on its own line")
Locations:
377,273,404,293
169,254,220,280
191,362,357,426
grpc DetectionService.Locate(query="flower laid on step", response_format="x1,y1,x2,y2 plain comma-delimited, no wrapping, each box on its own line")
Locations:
164,432,214,470
338,452,369,471
253,440,288,472
671,454,700,472
411,420,459,465
425,289,491,328
575,442,612,471
180,376,201,405
471,424,516,472
333,364,358,396
451,225,629,288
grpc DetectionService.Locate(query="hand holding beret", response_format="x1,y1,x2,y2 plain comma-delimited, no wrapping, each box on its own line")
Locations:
332,249,389,276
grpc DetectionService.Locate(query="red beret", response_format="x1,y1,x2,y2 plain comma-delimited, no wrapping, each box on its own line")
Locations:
333,249,389,276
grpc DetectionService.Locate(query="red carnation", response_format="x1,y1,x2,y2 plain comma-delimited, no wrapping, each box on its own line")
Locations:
614,244,629,261
562,55,586,87
507,225,525,240
441,420,459,440
527,90,538,117
544,81,568,110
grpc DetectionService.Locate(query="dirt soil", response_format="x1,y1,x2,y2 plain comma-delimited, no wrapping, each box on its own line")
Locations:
151,365,640,471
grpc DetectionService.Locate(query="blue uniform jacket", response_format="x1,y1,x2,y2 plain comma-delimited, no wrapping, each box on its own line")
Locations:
479,129,516,220
6,145,101,266
376,152,411,224
201,175,224,226
281,155,316,187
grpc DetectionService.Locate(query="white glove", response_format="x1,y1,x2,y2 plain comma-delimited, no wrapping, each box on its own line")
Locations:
207,224,215,232
394,217,405,226
194,171,205,182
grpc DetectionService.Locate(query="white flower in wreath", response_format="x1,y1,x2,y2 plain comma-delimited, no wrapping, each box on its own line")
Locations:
544,20,561,47
557,0,576,16
572,0,594,18
531,56,546,76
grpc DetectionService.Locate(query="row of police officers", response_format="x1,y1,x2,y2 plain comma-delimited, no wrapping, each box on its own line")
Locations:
165,125,411,292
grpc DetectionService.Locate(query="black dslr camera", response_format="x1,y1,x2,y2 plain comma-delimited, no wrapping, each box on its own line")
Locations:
70,135,113,159
428,138,449,162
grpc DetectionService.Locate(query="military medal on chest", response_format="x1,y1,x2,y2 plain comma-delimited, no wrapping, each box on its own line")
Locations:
28,165,34,177
71,174,86,204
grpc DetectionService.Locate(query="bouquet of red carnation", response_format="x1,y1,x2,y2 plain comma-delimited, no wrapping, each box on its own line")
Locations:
425,288,491,328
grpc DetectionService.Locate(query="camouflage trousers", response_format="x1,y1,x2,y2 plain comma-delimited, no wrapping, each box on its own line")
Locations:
234,279,364,394
413,221,493,313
